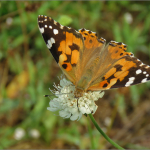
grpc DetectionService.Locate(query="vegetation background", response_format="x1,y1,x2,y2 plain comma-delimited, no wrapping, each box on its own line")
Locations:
0,1,150,149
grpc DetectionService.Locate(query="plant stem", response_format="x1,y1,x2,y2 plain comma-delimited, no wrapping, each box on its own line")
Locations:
88,114,124,150
87,117,96,149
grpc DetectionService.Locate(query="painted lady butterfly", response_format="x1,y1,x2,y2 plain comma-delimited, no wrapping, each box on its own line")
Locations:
38,15,150,97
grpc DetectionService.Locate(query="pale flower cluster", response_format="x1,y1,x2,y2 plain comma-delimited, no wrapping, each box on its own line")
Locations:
47,77,104,121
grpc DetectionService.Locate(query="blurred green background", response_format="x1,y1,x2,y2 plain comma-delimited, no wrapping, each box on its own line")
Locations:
0,1,150,149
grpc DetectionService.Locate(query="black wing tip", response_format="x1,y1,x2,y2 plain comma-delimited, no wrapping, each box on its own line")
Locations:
38,15,53,22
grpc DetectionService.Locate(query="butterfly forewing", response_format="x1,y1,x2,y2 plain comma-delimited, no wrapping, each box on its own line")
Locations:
38,15,84,83
88,42,150,90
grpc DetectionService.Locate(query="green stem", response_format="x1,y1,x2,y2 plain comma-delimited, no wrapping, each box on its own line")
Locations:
87,117,95,149
88,114,124,150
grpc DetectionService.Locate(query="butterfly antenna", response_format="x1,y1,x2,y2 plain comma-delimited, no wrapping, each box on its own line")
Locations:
44,93,71,97
44,95,51,97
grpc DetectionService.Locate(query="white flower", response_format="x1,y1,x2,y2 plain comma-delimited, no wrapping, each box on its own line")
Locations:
29,129,40,139
124,12,133,24
47,77,104,121
14,127,26,140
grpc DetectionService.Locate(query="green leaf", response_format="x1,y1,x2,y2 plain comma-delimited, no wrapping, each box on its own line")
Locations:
58,15,73,26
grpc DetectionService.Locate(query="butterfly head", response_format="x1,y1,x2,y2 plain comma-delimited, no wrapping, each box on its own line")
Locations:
74,88,85,98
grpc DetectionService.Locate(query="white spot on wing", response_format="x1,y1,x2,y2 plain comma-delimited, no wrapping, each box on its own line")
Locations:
111,40,117,43
137,59,140,61
139,63,144,66
51,37,55,44
46,38,55,49
47,40,52,49
136,69,142,74
146,74,149,77
60,25,64,29
39,27,44,33
125,77,135,87
45,25,47,28
54,20,57,25
145,66,150,69
143,71,147,74
101,37,106,41
53,29,58,35
49,25,52,29
141,78,147,83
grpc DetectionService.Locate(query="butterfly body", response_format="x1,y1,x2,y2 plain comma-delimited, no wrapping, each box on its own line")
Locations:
38,15,150,95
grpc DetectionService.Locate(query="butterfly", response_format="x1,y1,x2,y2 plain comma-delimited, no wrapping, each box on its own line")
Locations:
38,15,150,97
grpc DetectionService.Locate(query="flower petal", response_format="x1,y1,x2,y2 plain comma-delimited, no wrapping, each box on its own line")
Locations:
47,77,105,121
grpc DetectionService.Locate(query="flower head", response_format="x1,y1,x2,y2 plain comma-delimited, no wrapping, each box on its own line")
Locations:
47,77,104,121
14,127,26,140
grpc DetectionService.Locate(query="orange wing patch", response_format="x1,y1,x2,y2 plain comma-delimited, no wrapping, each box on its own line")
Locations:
59,53,72,71
79,28,106,50
113,59,137,81
108,41,133,59
65,32,74,55
88,57,137,90
71,50,79,65
58,31,83,72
